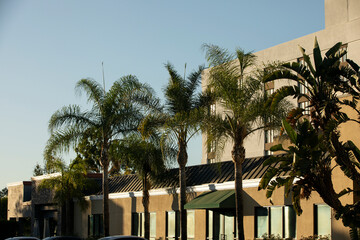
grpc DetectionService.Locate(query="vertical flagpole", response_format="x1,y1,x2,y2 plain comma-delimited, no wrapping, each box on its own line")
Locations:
102,61,106,93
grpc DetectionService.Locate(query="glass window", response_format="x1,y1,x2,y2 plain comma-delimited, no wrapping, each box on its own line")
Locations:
340,45,347,63
187,210,195,239
167,211,179,239
88,214,103,237
207,210,220,240
266,88,274,96
284,206,296,238
315,204,331,238
298,101,310,115
210,103,216,115
150,212,156,240
255,206,296,239
270,207,282,237
256,207,268,238
132,212,145,237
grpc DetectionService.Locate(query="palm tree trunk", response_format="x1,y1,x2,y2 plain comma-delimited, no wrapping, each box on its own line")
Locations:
103,162,109,236
101,143,110,237
65,199,73,235
232,142,245,240
143,175,150,240
178,140,188,240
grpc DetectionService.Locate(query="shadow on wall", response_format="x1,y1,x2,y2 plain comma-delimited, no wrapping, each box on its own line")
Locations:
332,218,351,240
243,191,262,216
166,188,179,211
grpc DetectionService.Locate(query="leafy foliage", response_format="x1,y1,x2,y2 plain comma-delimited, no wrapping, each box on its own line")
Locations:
33,162,45,176
260,39,360,234
39,159,93,210
45,76,160,236
0,188,8,198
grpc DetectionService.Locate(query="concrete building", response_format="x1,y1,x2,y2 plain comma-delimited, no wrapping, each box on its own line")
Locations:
201,0,360,164
7,0,360,239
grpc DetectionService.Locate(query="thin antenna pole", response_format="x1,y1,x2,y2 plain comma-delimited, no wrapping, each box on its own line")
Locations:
184,63,187,80
102,61,106,93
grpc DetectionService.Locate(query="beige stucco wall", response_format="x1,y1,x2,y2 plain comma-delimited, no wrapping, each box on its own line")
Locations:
325,0,360,28
7,182,31,220
201,13,360,164
74,175,353,239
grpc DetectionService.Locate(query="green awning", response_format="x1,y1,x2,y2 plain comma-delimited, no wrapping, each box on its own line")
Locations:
184,190,235,209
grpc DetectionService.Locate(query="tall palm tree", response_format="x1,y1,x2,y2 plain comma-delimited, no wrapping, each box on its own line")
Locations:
116,133,173,240
160,62,209,240
44,76,159,236
203,44,289,240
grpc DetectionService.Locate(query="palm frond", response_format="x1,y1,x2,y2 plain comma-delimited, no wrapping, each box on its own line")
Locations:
48,105,96,132
76,78,104,112
202,43,234,67
44,126,87,161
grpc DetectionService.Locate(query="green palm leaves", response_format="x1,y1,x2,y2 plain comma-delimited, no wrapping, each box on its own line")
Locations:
203,44,289,240
260,39,360,234
265,38,349,129
162,62,209,240
45,75,160,236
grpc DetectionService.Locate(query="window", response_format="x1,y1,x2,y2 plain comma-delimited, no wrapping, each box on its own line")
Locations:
210,103,216,115
255,206,296,239
150,212,156,240
266,88,274,96
298,101,310,115
166,211,180,239
207,210,236,240
315,204,331,238
132,212,156,239
298,81,309,95
265,129,274,144
23,184,32,202
264,150,273,156
340,45,347,63
88,214,103,237
132,212,144,237
187,210,195,239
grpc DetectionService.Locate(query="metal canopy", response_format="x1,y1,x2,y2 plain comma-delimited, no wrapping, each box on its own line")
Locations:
184,190,235,209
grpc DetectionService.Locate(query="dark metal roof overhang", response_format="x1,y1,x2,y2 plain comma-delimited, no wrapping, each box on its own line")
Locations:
184,190,235,209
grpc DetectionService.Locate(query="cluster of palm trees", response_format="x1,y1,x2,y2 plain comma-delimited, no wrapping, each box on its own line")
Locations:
42,39,360,239
43,43,288,239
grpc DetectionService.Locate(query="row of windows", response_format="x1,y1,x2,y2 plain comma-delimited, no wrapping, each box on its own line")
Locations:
131,210,195,240
88,205,331,239
255,204,331,239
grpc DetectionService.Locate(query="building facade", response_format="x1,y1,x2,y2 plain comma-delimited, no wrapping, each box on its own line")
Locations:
201,0,360,164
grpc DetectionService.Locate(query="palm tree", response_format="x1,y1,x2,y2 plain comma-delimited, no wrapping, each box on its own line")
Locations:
116,133,173,240
44,76,159,236
39,159,91,235
203,44,289,240
160,62,209,240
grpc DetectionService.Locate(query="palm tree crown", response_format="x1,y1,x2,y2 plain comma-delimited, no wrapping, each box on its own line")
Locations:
45,76,160,236
161,62,209,240
203,44,289,240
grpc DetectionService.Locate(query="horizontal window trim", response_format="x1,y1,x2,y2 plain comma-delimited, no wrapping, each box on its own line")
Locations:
86,179,261,201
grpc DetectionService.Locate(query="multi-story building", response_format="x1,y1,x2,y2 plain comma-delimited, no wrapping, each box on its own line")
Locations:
201,0,360,164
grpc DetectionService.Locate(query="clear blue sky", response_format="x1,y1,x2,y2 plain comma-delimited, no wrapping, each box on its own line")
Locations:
0,0,324,189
